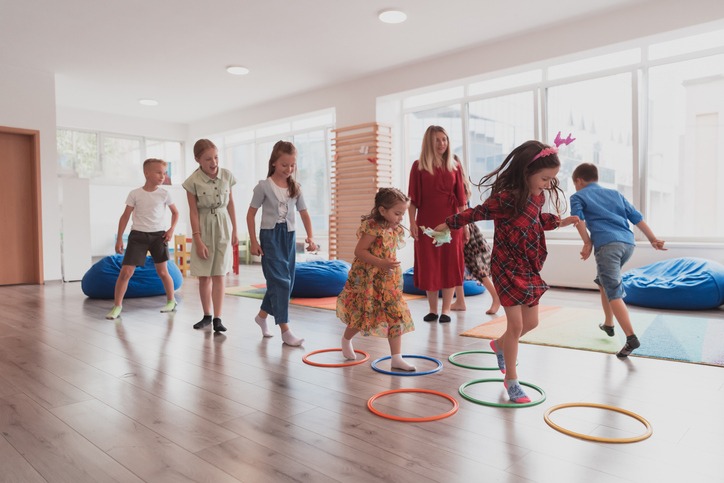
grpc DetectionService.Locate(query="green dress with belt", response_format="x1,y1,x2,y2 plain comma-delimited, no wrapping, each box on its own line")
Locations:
182,168,236,277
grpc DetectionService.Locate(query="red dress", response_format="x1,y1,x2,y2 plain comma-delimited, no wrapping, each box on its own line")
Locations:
408,160,466,291
447,191,560,307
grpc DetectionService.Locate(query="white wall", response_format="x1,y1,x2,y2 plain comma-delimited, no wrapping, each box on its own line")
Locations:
0,64,62,280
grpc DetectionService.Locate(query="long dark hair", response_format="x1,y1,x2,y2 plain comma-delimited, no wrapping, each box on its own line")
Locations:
476,140,566,215
267,140,300,198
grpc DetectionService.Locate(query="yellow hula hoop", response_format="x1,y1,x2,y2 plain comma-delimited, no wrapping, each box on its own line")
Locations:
544,402,653,444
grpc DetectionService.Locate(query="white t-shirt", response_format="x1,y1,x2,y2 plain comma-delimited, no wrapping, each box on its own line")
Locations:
270,182,290,223
125,187,174,232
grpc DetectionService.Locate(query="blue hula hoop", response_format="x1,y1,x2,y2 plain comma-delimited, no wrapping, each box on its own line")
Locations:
370,354,443,376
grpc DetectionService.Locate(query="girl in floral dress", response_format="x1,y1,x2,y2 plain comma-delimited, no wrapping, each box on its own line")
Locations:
336,188,416,371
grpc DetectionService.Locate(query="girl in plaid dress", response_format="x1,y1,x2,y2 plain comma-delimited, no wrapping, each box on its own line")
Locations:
437,139,579,403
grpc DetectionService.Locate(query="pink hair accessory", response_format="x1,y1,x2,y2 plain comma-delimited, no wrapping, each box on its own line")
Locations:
531,131,575,163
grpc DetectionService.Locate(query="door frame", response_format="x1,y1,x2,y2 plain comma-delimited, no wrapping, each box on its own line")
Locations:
0,125,44,283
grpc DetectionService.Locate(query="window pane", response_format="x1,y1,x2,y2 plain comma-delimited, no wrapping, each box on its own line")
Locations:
647,55,724,238
146,139,183,185
57,129,99,178
467,92,535,203
227,142,256,237
547,73,633,226
548,49,640,80
404,105,464,185
468,70,542,97
649,29,724,60
294,130,330,238
101,136,143,184
403,86,464,109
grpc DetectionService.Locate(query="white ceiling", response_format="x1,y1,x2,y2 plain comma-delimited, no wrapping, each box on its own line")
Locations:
1,0,652,124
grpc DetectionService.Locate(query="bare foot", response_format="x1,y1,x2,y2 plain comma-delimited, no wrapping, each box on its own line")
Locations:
486,303,500,315
450,302,466,311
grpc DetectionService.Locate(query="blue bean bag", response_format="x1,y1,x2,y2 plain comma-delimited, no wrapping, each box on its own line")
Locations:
82,254,183,299
622,257,724,310
402,267,486,296
291,259,351,298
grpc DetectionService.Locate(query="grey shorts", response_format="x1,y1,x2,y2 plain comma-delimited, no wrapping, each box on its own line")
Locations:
122,230,169,266
593,242,634,301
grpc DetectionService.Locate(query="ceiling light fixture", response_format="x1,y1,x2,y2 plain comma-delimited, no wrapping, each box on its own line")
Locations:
378,9,407,24
226,65,250,76
138,99,158,106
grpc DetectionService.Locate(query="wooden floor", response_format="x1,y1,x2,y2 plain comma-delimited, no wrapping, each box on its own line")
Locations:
1,264,723,483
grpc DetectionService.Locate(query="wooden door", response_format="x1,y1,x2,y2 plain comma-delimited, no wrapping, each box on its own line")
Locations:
0,127,43,284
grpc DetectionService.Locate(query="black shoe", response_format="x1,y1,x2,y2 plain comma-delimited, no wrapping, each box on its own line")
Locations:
193,316,212,329
213,317,227,332
599,323,615,337
616,336,640,358
439,314,452,323
423,313,439,322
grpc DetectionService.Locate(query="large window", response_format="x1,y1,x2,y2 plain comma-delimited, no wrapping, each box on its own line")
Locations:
647,54,724,239
386,24,724,241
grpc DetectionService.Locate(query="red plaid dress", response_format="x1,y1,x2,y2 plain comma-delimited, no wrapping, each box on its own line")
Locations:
447,191,560,307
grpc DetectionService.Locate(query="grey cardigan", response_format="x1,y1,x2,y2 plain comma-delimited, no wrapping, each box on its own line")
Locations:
249,178,307,231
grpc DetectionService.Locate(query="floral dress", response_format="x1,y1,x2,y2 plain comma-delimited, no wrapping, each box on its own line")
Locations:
447,191,560,307
336,219,415,338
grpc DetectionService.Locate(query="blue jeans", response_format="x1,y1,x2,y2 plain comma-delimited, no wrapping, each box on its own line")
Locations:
594,242,634,301
260,223,296,324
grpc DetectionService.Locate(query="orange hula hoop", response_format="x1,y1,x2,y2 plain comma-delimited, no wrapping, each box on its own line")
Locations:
302,348,370,367
367,388,459,422
544,402,653,443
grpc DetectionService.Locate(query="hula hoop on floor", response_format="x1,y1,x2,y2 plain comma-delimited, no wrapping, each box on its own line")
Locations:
458,378,546,408
367,388,459,422
448,350,517,371
370,355,443,376
544,402,653,443
302,348,370,367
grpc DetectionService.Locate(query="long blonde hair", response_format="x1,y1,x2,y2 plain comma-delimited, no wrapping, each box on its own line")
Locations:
417,125,458,175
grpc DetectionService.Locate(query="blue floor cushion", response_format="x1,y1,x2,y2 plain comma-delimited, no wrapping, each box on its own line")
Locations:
82,254,183,299
292,259,351,298
402,267,486,296
622,257,724,310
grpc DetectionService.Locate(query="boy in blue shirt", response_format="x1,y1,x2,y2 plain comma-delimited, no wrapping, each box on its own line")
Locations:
570,163,666,357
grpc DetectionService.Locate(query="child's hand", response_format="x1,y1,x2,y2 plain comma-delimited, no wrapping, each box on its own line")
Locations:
195,241,209,260
163,229,173,242
559,215,580,228
305,237,317,252
580,242,592,261
250,240,263,257
433,223,448,233
379,258,401,272
651,239,667,251
231,233,238,246
115,239,124,254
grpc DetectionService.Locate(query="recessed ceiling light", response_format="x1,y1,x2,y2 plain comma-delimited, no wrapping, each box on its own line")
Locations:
226,65,250,76
138,99,158,106
378,9,407,24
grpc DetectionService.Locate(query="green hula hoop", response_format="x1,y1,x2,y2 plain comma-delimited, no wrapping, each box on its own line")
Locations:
448,350,517,371
458,378,546,408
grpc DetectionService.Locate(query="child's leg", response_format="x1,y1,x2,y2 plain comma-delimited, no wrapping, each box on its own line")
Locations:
451,286,466,311
481,276,500,314
112,265,135,307
598,285,615,327
609,298,634,336
501,305,523,381
279,322,304,346
107,265,135,319
193,276,213,328
501,304,537,404
254,309,273,337
211,275,226,332
389,335,415,371
154,262,177,312
341,327,359,360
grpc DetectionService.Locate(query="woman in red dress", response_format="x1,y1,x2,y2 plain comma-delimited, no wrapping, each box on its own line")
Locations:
407,126,468,323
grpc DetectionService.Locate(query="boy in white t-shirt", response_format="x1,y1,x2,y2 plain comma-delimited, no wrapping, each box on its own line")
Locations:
106,158,179,319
